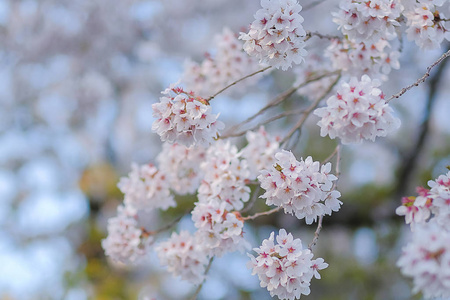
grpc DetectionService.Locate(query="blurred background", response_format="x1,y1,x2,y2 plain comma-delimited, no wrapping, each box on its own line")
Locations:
1,0,450,299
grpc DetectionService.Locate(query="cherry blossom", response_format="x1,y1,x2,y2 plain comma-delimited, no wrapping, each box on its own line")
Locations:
182,27,262,98
240,126,281,180
198,140,251,210
239,0,307,70
191,199,250,257
332,0,404,43
118,163,175,212
403,0,450,49
157,142,206,195
395,189,432,227
152,86,224,147
258,150,342,224
397,171,450,228
397,222,450,299
428,171,450,227
102,205,152,264
247,229,328,300
155,231,209,285
314,75,400,144
325,38,401,81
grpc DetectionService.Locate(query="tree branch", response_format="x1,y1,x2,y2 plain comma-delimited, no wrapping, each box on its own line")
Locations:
223,71,340,138
189,257,215,300
308,215,323,250
280,74,341,145
242,207,282,221
207,66,271,101
308,145,341,250
394,44,450,198
305,31,341,41
221,108,306,139
387,47,450,102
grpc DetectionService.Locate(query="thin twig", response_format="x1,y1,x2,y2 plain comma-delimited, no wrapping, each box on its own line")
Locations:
308,215,323,250
223,71,340,137
148,214,184,235
281,74,341,145
321,145,339,165
305,31,341,42
144,210,190,236
387,48,450,102
207,66,272,101
394,44,450,199
190,257,215,300
241,186,261,214
335,145,341,177
308,145,341,250
222,108,306,139
242,206,282,221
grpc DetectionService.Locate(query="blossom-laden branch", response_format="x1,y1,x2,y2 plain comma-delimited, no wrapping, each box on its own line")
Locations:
189,257,214,300
281,73,341,145
222,71,340,139
206,66,272,101
387,48,450,102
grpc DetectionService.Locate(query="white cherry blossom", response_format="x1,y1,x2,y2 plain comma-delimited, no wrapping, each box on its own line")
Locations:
258,150,342,224
397,222,450,299
155,231,209,285
239,0,307,70
157,142,206,195
248,229,328,300
152,86,224,147
118,163,175,212
314,75,400,144
102,205,152,264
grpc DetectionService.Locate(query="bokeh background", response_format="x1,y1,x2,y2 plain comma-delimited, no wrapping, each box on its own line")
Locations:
1,0,450,299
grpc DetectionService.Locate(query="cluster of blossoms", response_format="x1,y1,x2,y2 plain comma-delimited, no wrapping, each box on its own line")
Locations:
332,0,404,43
157,142,206,195
396,171,450,228
397,223,450,299
239,0,307,70
258,150,342,224
248,229,328,300
240,126,281,179
396,171,450,298
314,75,400,144
103,161,175,263
152,86,224,147
100,0,450,296
191,199,249,257
101,205,152,264
155,231,209,285
325,38,401,81
117,163,175,211
182,28,262,98
198,141,251,210
403,0,450,49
